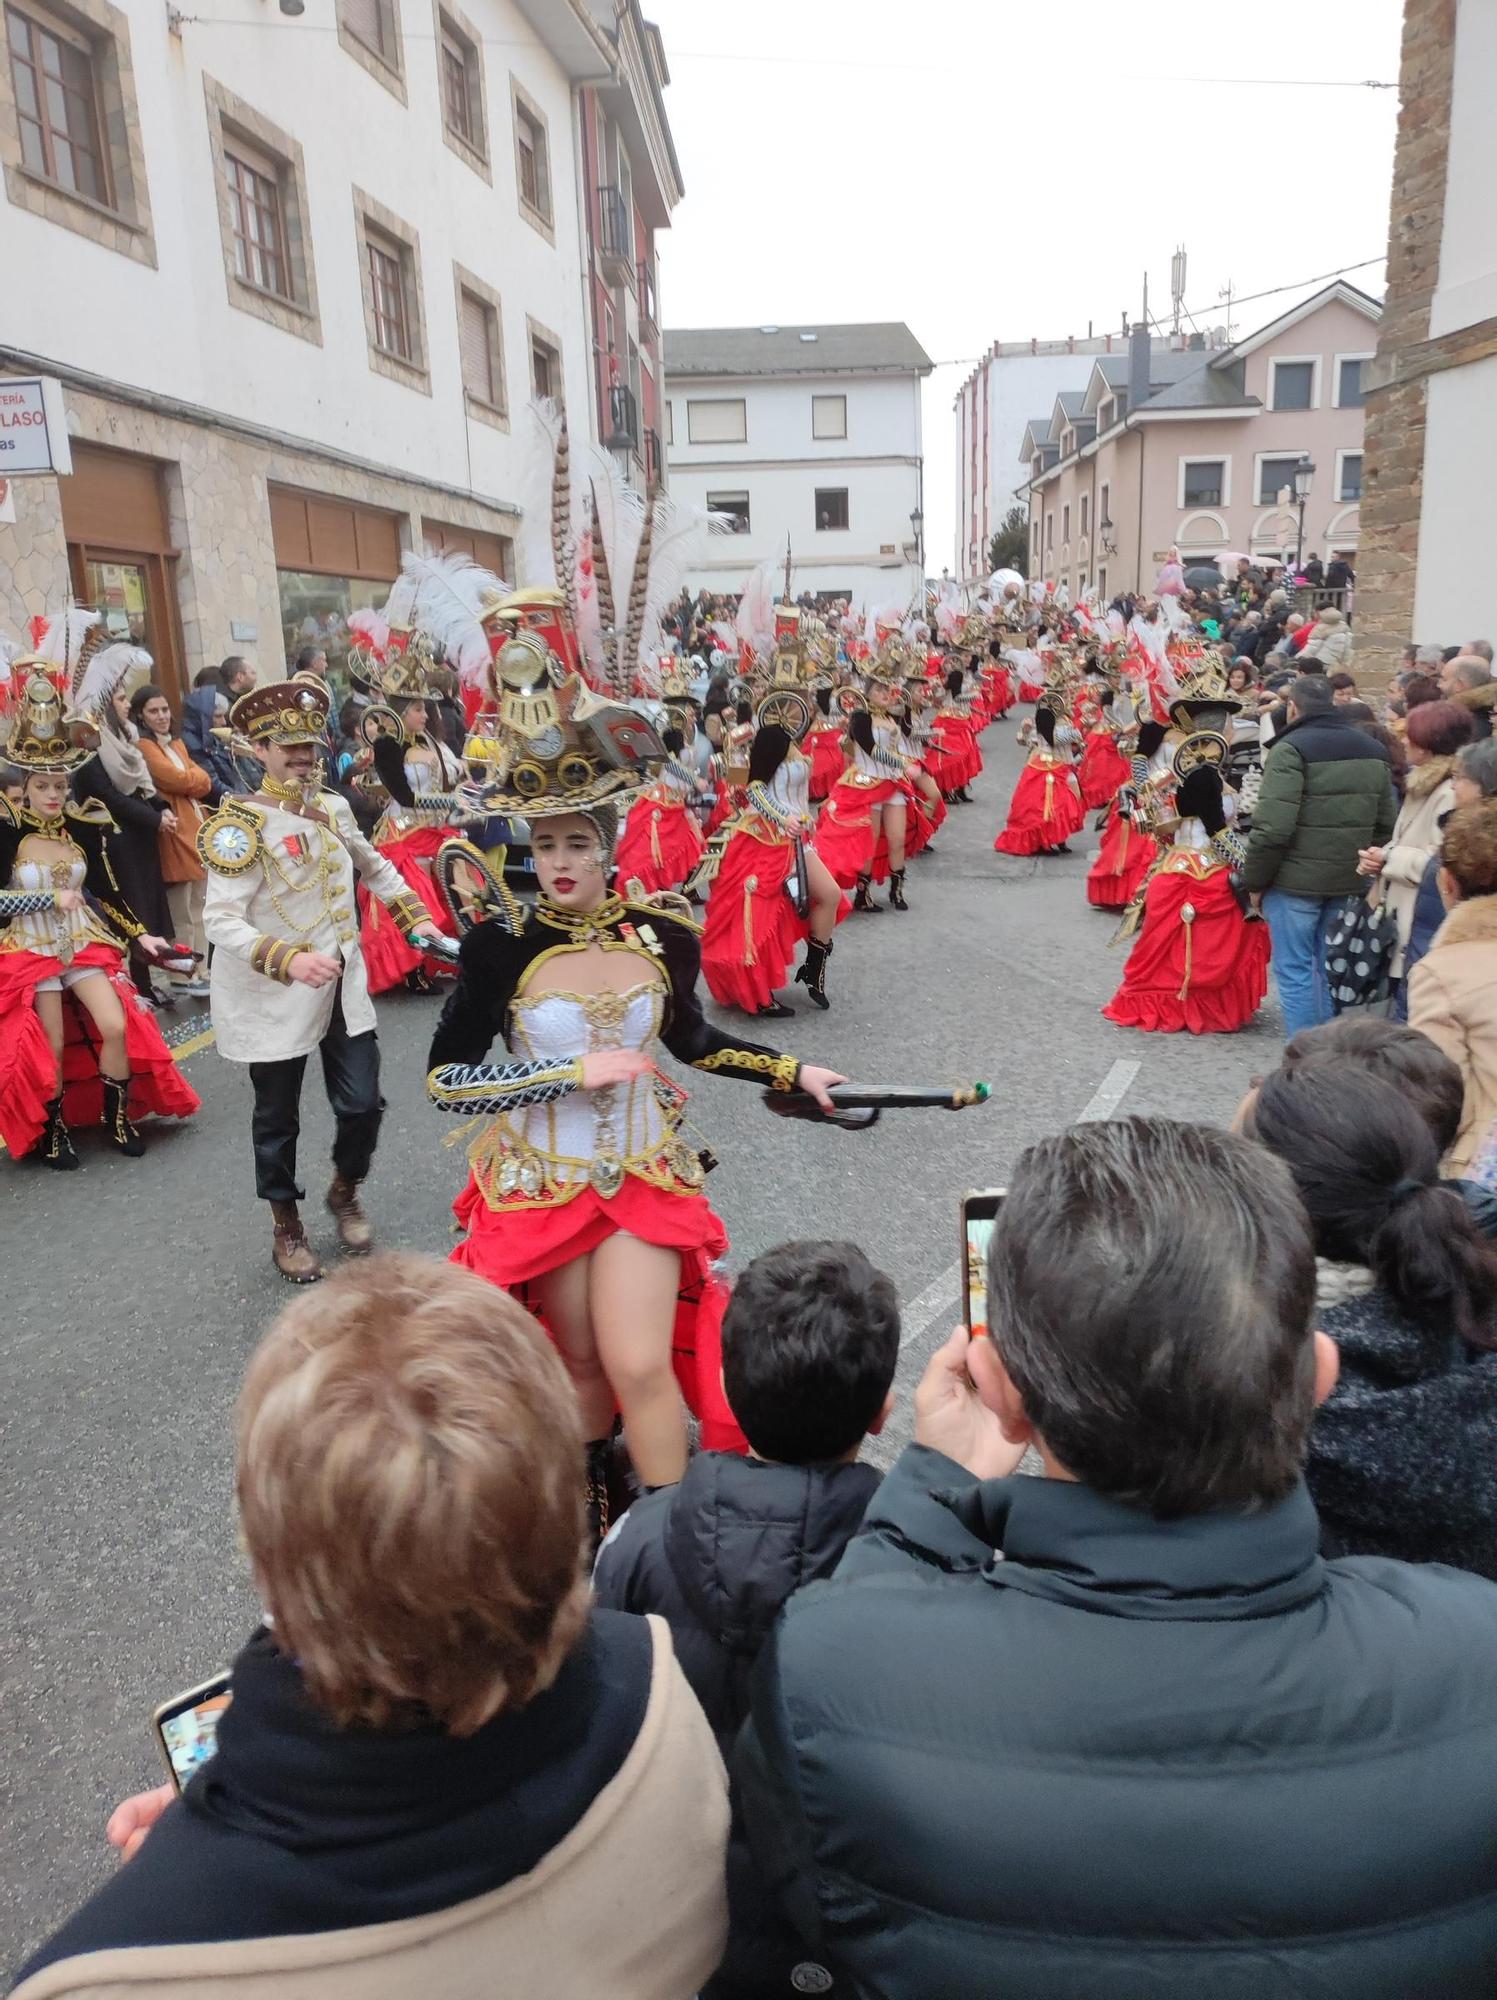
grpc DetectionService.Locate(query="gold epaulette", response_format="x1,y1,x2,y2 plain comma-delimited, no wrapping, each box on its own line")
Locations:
625,892,703,936
65,797,116,829
198,797,265,875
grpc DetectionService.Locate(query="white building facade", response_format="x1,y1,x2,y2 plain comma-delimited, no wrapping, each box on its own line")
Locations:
953,332,1191,584
662,323,932,601
0,0,660,698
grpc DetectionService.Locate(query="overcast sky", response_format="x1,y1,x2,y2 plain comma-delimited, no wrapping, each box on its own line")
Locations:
646,0,1403,573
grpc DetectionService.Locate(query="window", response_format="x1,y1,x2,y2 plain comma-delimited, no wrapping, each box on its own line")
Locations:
1270,359,1316,411
7,2,107,200
1061,503,1071,543
1080,494,1089,538
1338,451,1364,503
458,286,500,409
1257,455,1302,505
341,0,393,62
1180,458,1227,507
1045,513,1054,550
664,400,674,446
1098,565,1108,601
812,393,846,440
815,488,849,531
512,82,551,227
530,328,560,402
439,14,484,158
708,491,750,534
1099,481,1110,529
687,397,747,444
1032,518,1040,554
1337,357,1367,409
205,80,318,338
225,144,287,298
366,232,411,359
1098,399,1114,430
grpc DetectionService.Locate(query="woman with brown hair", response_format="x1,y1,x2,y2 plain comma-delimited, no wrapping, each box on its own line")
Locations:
1357,697,1473,988
1410,797,1497,1176
132,683,214,999
14,1254,730,2000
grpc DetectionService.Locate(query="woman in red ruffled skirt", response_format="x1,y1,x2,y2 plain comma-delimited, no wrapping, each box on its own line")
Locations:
993,707,1085,856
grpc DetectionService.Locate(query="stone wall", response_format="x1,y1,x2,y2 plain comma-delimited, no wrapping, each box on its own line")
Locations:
1356,0,1457,678
0,377,520,684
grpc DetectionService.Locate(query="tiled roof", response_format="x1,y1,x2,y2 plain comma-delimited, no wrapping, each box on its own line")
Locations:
663,322,934,377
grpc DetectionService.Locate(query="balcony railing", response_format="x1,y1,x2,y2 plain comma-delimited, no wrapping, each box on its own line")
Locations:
644,427,662,485
605,382,639,454
598,186,632,281
638,259,658,332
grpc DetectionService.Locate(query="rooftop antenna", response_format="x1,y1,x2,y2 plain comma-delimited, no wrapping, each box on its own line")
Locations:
783,534,793,604
1218,276,1238,344
1170,245,1187,335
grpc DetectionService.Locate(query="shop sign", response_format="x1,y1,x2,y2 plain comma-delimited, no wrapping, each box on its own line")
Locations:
0,377,72,475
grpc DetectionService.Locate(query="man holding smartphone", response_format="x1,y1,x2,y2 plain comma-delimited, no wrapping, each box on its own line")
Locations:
735,1118,1497,1996
200,680,441,1281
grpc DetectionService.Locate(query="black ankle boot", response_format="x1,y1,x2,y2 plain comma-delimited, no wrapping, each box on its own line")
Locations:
755,998,794,1019
888,869,908,912
794,936,832,1010
854,873,881,913
101,1074,145,1157
37,1093,78,1171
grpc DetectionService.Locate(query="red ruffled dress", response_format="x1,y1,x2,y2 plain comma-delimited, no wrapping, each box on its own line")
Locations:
358,746,463,993
982,663,1014,716
1079,726,1132,810
0,837,200,1160
1103,847,1270,1035
804,722,848,801
701,779,848,1010
812,762,894,888
614,776,705,896
430,899,814,1452
1086,802,1157,908
925,709,981,792
993,750,1085,855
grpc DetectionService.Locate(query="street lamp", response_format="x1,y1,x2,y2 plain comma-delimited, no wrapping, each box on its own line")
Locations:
1293,456,1315,573
910,506,924,596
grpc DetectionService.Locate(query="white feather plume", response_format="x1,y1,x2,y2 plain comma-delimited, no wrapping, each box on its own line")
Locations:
380,570,420,636
573,528,605,685
734,562,778,657
346,607,390,655
73,643,153,719
400,551,503,690
28,609,100,684
586,452,645,620
636,492,726,663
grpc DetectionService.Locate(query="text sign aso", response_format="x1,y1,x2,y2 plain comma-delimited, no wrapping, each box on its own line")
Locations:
0,377,73,475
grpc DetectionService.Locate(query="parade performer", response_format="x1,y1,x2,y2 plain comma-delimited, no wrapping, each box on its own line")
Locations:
613,725,706,896
813,705,908,909
425,619,845,1507
1078,685,1133,809
0,663,198,1169
983,639,1015,719
926,667,982,803
200,677,444,1280
354,651,468,995
803,683,847,801
993,701,1085,856
1086,714,1164,909
705,698,754,833
1102,663,1270,1034
699,708,845,1016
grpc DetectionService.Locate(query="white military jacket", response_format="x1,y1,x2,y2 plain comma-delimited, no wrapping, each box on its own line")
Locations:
202,789,426,1062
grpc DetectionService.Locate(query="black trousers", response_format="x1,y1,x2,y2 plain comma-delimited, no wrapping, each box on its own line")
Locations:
248,986,383,1204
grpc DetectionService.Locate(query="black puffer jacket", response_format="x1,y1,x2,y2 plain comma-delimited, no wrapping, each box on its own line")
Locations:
593,1450,881,1750
1310,1276,1497,1579
736,1444,1497,1999
594,1451,880,2000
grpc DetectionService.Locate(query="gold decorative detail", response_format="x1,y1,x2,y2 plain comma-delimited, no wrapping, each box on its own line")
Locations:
198,804,263,876
693,1047,800,1093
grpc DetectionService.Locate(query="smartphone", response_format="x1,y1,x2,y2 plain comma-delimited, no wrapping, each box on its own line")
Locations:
152,1672,232,1792
960,1189,1006,1338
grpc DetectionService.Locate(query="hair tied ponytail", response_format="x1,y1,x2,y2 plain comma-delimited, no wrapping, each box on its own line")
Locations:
1389,1177,1430,1208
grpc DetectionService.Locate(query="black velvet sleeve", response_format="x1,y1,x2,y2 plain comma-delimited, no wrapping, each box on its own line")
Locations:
74,756,166,834
0,810,20,930
427,919,542,1071
648,909,803,1092
74,819,145,940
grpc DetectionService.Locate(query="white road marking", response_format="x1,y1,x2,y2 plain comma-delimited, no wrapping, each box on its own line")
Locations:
1074,1058,1141,1124
897,1056,1141,1351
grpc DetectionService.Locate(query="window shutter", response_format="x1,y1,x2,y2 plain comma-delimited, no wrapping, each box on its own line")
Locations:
460,290,494,404
344,0,383,54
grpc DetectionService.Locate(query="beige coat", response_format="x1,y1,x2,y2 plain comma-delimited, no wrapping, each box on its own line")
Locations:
204,790,417,1061
13,1618,730,2000
1379,755,1457,973
1408,892,1497,1176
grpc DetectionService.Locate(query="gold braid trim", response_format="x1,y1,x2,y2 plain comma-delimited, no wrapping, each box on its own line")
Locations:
98,898,144,941
693,1047,800,1093
386,890,429,932
251,934,300,982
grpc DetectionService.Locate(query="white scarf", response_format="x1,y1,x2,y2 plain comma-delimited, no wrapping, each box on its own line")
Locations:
96,716,153,798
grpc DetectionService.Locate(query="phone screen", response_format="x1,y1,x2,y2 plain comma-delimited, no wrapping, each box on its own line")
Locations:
961,1189,1005,1338
153,1675,232,1792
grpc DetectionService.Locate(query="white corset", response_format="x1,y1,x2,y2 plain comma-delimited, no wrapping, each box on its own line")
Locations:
506,983,670,1170
4,855,104,962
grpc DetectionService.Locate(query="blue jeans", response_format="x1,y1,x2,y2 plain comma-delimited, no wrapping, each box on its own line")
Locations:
1263,889,1336,1037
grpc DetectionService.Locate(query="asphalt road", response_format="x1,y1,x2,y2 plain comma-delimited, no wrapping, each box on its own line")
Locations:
0,720,1284,1974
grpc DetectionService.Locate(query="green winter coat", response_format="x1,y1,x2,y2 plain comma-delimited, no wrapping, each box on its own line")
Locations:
1243,711,1397,897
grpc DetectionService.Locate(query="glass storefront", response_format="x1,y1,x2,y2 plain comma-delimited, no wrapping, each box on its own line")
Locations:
276,570,387,717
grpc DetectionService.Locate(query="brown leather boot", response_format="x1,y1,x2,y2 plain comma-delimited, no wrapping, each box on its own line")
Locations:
326,1174,373,1254
271,1201,323,1284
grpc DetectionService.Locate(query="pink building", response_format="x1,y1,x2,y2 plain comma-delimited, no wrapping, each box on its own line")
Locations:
1023,282,1381,600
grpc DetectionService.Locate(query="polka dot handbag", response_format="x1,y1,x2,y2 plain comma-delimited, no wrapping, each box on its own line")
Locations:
1325,887,1398,1012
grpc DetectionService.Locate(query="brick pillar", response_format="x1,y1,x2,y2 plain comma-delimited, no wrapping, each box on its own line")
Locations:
1355,0,1457,681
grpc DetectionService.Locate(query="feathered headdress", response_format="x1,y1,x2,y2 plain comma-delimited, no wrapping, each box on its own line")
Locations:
72,642,153,721
399,550,506,690
18,608,102,689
